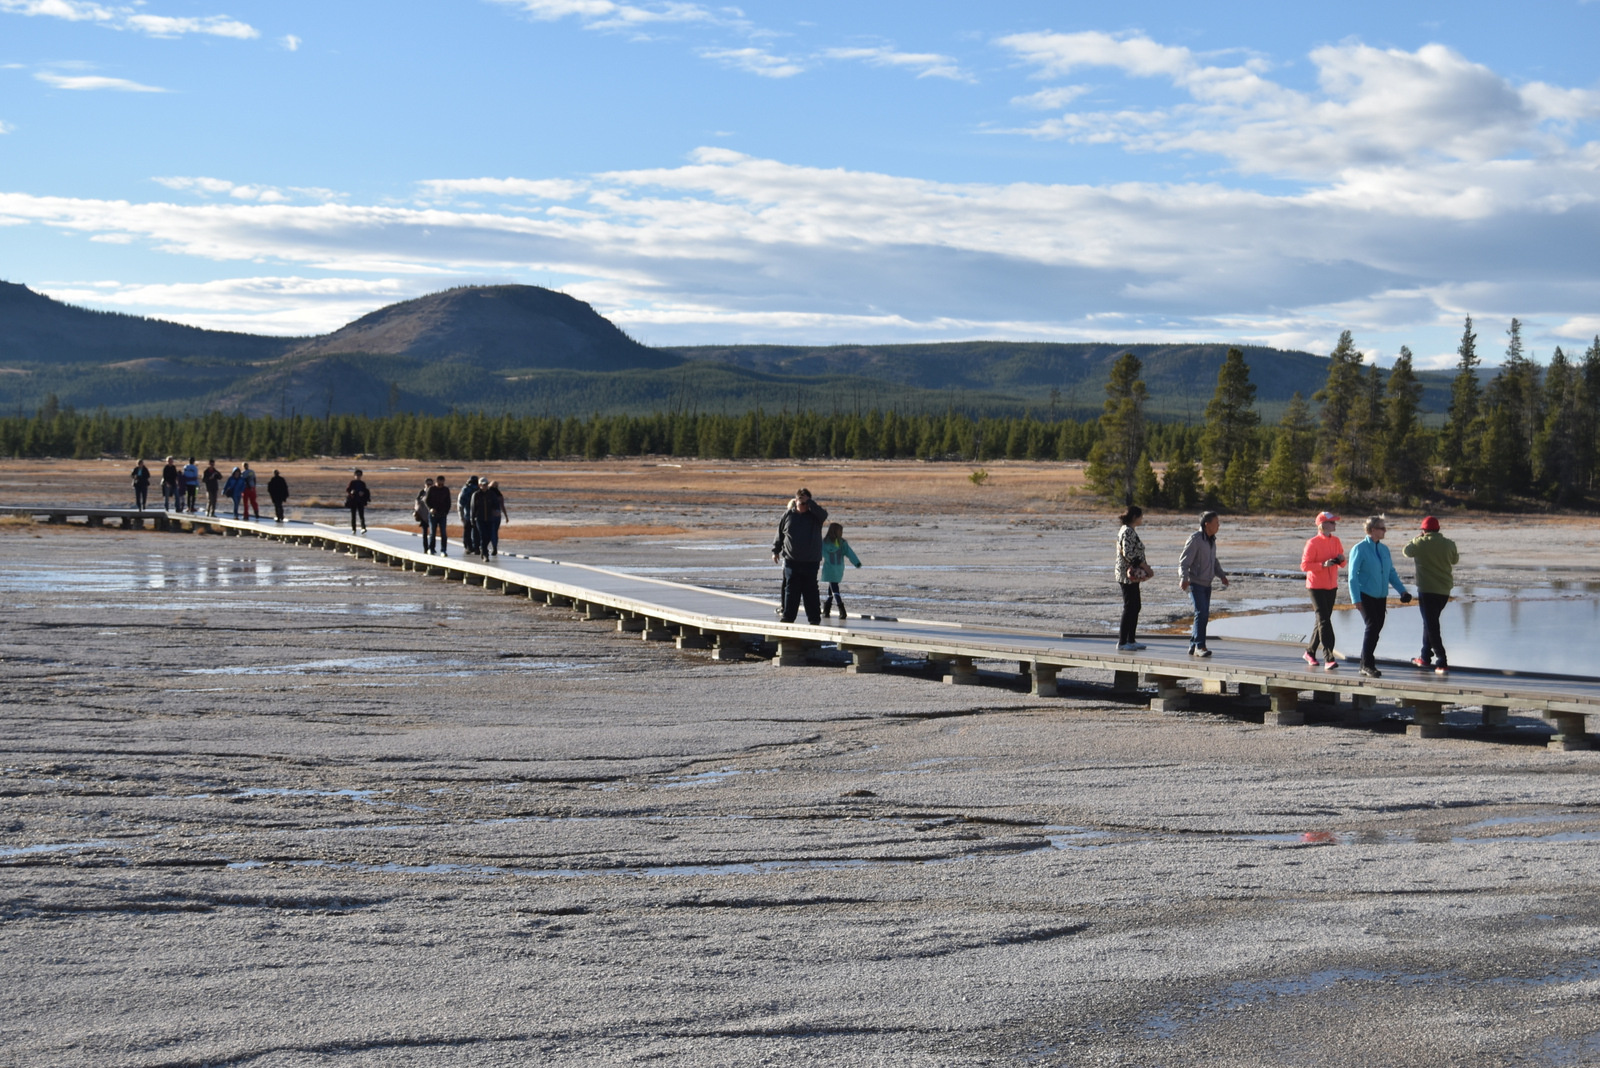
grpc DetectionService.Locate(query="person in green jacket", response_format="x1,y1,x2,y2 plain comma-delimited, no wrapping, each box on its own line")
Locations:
820,522,862,621
1402,515,1459,674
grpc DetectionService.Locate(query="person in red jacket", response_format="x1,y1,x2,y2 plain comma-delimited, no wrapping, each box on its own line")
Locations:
1299,511,1345,669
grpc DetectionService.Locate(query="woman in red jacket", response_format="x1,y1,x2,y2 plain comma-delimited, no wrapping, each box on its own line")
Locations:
1299,511,1345,669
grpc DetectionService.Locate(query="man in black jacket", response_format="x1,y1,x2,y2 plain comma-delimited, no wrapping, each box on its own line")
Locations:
266,470,289,523
771,488,829,625
458,476,479,555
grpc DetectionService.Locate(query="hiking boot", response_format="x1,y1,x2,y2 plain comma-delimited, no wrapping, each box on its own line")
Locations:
1192,647,1213,659
822,604,831,618
1303,651,1319,667
838,607,847,620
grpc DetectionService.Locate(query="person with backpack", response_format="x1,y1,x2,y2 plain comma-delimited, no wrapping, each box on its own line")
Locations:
345,469,371,534
425,476,453,555
458,476,480,555
267,470,290,523
771,488,829,625
130,459,151,511
819,522,862,621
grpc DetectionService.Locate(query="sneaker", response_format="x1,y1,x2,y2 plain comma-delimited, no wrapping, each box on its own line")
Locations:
1126,641,1146,650
1193,647,1213,659
1411,657,1430,669
1303,651,1319,667
1435,663,1449,675
1324,659,1339,670
1359,663,1382,678
1117,643,1133,652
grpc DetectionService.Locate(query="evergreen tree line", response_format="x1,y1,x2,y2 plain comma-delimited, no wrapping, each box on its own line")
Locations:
4,400,1206,465
1085,321,1600,511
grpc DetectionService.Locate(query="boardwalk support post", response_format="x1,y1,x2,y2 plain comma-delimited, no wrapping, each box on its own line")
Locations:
844,645,882,674
676,626,712,650
616,614,646,633
943,656,979,686
1546,712,1591,751
1266,687,1304,726
1112,670,1139,694
641,618,674,642
711,633,745,661
1149,675,1188,712
1405,700,1448,740
1481,705,1510,729
773,639,813,667
1029,663,1058,698
1201,678,1227,695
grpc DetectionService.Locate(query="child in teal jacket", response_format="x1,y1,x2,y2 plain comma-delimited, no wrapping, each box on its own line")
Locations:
820,522,862,620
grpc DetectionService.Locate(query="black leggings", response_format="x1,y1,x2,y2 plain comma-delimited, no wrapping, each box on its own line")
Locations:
1358,593,1387,666
1307,587,1337,658
1119,582,1141,645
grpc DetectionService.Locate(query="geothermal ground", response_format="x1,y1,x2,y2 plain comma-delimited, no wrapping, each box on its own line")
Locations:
4,459,1600,1066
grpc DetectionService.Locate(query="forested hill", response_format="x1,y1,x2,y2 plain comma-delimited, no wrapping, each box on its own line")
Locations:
0,280,1453,418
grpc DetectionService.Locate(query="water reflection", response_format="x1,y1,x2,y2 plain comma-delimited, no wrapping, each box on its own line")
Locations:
1207,584,1600,674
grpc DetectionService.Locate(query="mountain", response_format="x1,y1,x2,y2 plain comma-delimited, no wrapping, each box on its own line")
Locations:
0,279,1457,420
284,285,678,372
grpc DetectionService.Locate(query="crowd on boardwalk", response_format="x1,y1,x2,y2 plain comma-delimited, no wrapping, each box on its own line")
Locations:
131,457,1462,673
1117,507,1459,677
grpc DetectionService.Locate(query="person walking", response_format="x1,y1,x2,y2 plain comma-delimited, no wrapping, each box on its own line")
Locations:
1403,516,1459,674
182,458,200,513
820,522,862,621
1299,511,1345,669
425,476,453,555
458,476,480,556
475,480,508,559
240,462,260,520
161,457,179,511
345,469,371,534
1347,515,1412,678
130,459,151,511
1115,505,1152,651
1178,511,1229,658
416,479,435,551
201,460,222,517
267,469,289,523
772,488,829,625
223,466,243,518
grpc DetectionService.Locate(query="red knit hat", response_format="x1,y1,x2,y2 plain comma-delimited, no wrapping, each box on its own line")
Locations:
1420,516,1440,532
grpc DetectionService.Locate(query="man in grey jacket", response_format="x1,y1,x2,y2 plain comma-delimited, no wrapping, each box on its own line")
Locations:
771,488,829,625
1178,511,1230,658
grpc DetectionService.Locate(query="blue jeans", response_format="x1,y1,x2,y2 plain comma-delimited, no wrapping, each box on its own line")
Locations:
1188,583,1213,650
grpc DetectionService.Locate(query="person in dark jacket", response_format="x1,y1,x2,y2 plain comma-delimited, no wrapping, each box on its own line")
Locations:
266,470,289,522
474,480,509,560
425,476,453,555
161,457,179,511
131,459,151,511
345,469,371,534
201,460,222,517
771,487,829,625
458,476,479,555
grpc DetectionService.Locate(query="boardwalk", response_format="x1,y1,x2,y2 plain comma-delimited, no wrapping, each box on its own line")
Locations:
25,505,1600,748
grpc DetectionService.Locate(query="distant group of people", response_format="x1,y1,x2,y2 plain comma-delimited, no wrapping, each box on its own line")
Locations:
1116,507,1459,677
129,458,292,523
413,474,509,561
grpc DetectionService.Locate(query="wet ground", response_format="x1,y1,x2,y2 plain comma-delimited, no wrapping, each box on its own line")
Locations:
5,478,1600,1065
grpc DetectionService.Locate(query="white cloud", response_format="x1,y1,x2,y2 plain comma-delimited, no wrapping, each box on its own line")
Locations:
493,0,719,31
1011,85,1090,110
823,46,973,82
418,177,587,200
39,276,425,335
0,119,12,133
35,71,168,91
153,176,343,203
995,33,1600,181
281,34,301,51
0,0,260,38
698,46,803,78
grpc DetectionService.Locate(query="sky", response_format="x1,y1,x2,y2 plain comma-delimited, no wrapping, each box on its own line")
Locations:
2,0,1598,368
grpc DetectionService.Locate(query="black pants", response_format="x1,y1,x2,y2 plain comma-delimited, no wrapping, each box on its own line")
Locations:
1419,591,1450,665
271,497,285,522
781,559,821,624
1118,582,1141,645
350,505,365,532
1358,593,1387,667
428,511,448,553
1307,587,1337,659
460,508,477,552
824,582,844,614
134,485,148,510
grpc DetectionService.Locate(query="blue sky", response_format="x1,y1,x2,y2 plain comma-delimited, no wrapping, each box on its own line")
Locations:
2,0,1598,367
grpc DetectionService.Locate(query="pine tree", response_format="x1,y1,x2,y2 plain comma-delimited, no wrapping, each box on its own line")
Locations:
1582,336,1600,495
1438,316,1482,491
1256,429,1308,510
1315,330,1365,490
1479,319,1542,501
1379,346,1426,497
1085,352,1149,503
1536,347,1583,503
1133,451,1162,507
1161,438,1202,510
1217,438,1260,512
1200,347,1259,498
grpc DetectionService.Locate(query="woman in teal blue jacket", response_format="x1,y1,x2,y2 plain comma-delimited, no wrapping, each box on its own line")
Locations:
820,522,862,620
1346,515,1412,678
